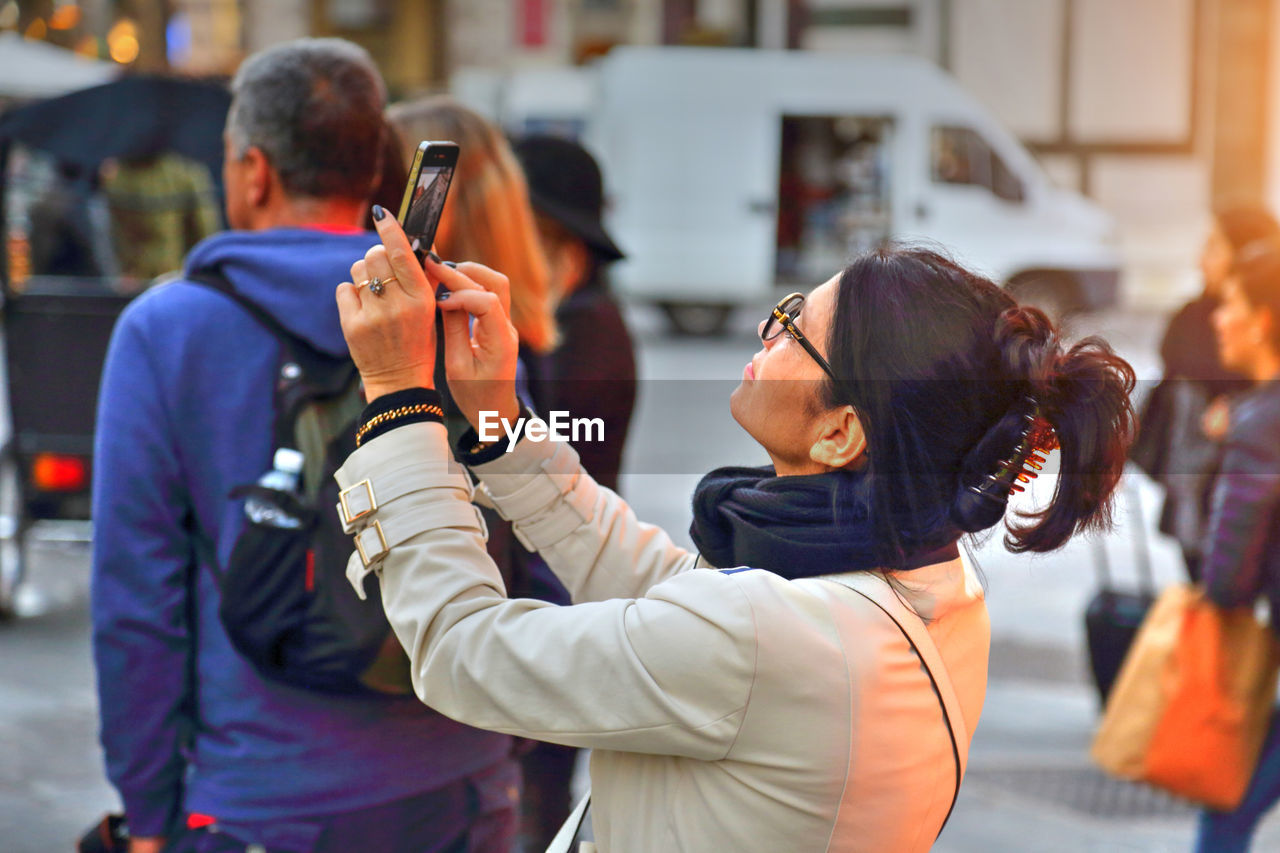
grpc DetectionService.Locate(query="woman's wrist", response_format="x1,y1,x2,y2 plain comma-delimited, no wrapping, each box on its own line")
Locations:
455,400,535,464
361,377,435,405
463,392,522,434
356,387,445,447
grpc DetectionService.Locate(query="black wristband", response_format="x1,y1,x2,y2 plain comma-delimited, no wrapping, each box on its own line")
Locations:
356,387,445,447
454,405,536,465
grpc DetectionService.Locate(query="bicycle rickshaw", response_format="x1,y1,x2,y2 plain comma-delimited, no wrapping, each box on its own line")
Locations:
0,75,229,616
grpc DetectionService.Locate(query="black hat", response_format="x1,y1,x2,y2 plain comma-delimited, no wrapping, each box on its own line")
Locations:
514,134,625,263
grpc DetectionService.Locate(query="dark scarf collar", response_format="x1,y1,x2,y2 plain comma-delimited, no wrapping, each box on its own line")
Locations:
689,465,960,579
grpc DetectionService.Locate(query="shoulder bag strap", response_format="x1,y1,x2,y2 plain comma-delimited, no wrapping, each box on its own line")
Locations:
547,572,969,850
820,571,969,840
546,789,592,853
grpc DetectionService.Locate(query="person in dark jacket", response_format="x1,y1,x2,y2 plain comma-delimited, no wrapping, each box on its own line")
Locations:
91,39,517,853
515,134,637,492
506,134,638,847
1195,241,1280,851
1134,206,1279,581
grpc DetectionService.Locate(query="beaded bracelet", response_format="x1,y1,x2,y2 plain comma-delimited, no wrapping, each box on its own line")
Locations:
355,402,444,447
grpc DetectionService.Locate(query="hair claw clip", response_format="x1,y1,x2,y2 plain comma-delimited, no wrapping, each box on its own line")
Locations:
968,398,1058,499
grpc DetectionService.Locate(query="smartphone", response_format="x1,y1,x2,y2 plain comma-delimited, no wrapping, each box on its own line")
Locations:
397,141,459,260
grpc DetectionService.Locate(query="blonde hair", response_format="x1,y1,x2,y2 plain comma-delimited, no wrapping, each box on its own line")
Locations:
388,96,557,353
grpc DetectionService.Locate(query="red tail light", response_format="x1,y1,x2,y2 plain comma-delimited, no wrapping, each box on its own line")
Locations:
32,453,88,492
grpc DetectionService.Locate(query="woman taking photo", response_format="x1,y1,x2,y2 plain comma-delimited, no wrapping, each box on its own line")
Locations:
1196,243,1280,852
334,212,1134,851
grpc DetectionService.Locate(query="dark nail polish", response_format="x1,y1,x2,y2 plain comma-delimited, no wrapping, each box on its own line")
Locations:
371,204,386,222
437,290,451,301
427,250,442,264
444,261,458,269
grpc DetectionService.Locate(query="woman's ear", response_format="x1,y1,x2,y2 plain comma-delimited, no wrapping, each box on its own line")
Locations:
548,239,591,301
809,405,867,469
1257,306,1276,348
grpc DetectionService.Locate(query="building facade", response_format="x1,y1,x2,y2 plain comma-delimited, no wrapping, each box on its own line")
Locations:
9,0,1275,305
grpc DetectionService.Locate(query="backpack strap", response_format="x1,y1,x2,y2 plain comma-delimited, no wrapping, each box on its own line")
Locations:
185,270,353,384
820,571,969,841
187,271,299,343
186,270,360,460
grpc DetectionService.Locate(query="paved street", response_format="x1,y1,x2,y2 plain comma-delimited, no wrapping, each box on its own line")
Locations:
0,537,116,850
4,302,1280,850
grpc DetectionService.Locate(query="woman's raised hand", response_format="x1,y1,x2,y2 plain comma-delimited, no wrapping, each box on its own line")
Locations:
335,207,520,427
429,256,521,430
337,208,439,401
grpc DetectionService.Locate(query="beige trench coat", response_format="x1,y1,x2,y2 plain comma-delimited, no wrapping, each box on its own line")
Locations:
338,423,990,852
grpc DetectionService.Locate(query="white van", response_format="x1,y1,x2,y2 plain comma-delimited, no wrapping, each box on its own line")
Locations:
462,47,1119,334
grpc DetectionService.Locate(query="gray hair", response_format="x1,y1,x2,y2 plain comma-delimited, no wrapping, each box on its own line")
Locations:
226,38,387,201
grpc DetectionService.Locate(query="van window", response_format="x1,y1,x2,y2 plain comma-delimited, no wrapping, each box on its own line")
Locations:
776,115,894,285
931,126,1024,203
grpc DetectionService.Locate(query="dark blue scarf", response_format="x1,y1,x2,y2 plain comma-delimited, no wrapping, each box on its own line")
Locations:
689,465,960,579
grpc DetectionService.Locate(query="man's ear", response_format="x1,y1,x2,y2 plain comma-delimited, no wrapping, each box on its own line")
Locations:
243,145,272,209
809,405,867,469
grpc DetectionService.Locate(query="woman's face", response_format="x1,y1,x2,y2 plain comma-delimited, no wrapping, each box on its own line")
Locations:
730,274,842,473
1213,276,1269,374
1202,224,1234,293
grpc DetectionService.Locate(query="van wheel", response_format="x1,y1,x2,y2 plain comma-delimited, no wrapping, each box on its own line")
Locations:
659,302,734,337
1007,273,1081,328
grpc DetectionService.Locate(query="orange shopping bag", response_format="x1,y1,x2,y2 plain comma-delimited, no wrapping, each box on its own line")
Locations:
1091,584,1280,810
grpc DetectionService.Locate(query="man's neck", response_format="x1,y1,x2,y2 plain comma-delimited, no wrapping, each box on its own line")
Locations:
250,196,365,232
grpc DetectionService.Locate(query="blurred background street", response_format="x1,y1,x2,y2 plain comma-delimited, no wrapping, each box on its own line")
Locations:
2,302,1279,851
7,0,1280,850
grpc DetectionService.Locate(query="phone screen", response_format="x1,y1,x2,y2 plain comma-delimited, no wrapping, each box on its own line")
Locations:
398,142,458,257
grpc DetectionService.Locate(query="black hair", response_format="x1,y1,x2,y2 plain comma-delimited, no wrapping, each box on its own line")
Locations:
822,247,1136,559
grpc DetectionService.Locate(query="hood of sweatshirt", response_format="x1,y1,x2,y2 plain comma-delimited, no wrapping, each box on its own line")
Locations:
184,227,378,357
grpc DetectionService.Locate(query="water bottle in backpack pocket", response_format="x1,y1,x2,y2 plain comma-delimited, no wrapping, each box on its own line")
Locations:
242,448,306,529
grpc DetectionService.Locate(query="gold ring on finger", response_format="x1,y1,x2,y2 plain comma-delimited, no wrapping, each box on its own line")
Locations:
368,275,397,297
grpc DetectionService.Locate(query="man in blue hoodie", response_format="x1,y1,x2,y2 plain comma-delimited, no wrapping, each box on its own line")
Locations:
92,39,517,853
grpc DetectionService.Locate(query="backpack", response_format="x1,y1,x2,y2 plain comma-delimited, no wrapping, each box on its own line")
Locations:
189,272,413,695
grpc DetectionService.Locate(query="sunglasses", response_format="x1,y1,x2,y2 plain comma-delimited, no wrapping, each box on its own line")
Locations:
761,292,836,380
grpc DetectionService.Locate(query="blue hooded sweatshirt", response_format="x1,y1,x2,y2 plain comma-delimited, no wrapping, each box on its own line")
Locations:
91,228,512,837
